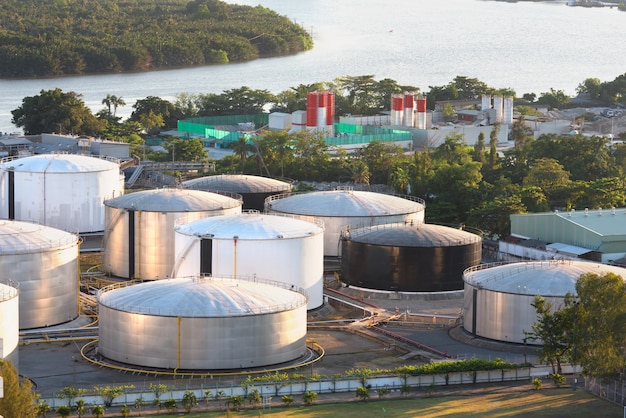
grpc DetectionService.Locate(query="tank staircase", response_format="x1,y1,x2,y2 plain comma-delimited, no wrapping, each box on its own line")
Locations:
125,164,144,188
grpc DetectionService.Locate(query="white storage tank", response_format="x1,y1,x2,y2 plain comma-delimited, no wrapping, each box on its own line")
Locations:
463,260,626,344
265,188,426,257
182,174,292,211
103,188,242,280
0,154,124,233
0,220,79,329
97,276,308,370
0,280,19,366
173,212,324,309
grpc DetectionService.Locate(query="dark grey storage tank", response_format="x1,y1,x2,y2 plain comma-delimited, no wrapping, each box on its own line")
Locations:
341,223,482,292
182,174,292,211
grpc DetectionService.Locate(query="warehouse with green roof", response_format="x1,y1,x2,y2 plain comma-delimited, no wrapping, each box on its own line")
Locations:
510,208,626,263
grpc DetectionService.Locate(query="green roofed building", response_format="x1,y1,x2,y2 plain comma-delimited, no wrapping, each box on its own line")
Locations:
510,208,626,264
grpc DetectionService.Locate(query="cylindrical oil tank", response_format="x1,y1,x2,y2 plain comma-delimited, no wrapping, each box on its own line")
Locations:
0,154,124,233
182,174,292,211
0,280,19,366
103,188,242,280
265,188,426,257
463,260,626,344
0,220,79,329
173,212,324,309
97,276,308,370
342,223,482,292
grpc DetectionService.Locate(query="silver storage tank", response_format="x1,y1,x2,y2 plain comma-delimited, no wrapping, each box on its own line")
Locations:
0,154,124,233
103,188,242,280
266,188,425,257
182,174,292,211
341,223,482,292
0,280,19,366
97,276,308,370
0,220,79,329
463,260,626,344
173,212,324,309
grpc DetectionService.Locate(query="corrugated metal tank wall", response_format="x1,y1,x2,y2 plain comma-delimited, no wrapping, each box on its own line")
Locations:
0,280,19,367
173,213,324,309
0,222,79,329
0,155,124,233
103,204,241,280
97,278,308,370
342,239,481,291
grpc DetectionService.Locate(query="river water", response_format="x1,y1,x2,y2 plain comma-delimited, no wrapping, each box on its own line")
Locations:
1,0,625,134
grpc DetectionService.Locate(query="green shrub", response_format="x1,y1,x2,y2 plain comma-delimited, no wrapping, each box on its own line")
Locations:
532,377,542,390
551,373,566,387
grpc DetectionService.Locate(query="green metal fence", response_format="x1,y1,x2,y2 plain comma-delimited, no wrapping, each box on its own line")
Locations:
176,116,411,148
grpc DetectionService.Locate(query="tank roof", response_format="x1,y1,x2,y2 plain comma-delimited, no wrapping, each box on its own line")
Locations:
97,276,307,317
183,174,292,193
104,188,241,212
463,260,626,296
0,220,77,252
175,212,323,239
267,189,425,217
1,154,119,173
347,223,481,246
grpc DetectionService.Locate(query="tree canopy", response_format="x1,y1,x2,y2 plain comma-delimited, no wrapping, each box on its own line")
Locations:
11,88,104,135
0,360,38,418
530,272,626,382
0,0,313,77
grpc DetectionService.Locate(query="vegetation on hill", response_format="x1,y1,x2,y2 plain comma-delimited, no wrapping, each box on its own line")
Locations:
0,0,313,78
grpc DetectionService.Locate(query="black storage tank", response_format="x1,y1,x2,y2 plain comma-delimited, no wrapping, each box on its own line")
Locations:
182,174,292,211
341,223,482,292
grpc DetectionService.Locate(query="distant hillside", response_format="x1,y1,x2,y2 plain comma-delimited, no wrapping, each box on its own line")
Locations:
0,0,313,78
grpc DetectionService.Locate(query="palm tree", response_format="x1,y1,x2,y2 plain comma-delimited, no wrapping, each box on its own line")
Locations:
182,391,198,413
231,136,252,173
350,160,370,187
75,399,87,418
91,404,104,418
389,166,410,194
101,94,126,116
110,95,125,116
36,401,51,418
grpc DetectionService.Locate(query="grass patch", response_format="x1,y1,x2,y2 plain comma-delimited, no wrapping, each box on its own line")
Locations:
127,387,621,417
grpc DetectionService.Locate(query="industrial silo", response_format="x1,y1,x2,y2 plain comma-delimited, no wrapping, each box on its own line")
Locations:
0,220,79,329
173,212,324,309
341,223,482,292
182,174,292,211
0,154,124,233
0,280,19,366
265,188,426,257
97,276,308,370
103,188,242,280
463,260,626,344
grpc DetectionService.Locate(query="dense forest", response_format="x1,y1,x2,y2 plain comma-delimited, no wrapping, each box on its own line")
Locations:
0,0,313,78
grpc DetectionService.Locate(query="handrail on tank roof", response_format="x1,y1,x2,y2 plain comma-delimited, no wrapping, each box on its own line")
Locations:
264,189,426,207
341,221,481,245
173,210,325,230
0,279,19,301
97,274,309,317
463,260,575,287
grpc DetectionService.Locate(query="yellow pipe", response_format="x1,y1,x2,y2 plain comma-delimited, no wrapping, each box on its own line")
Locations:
79,340,325,378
